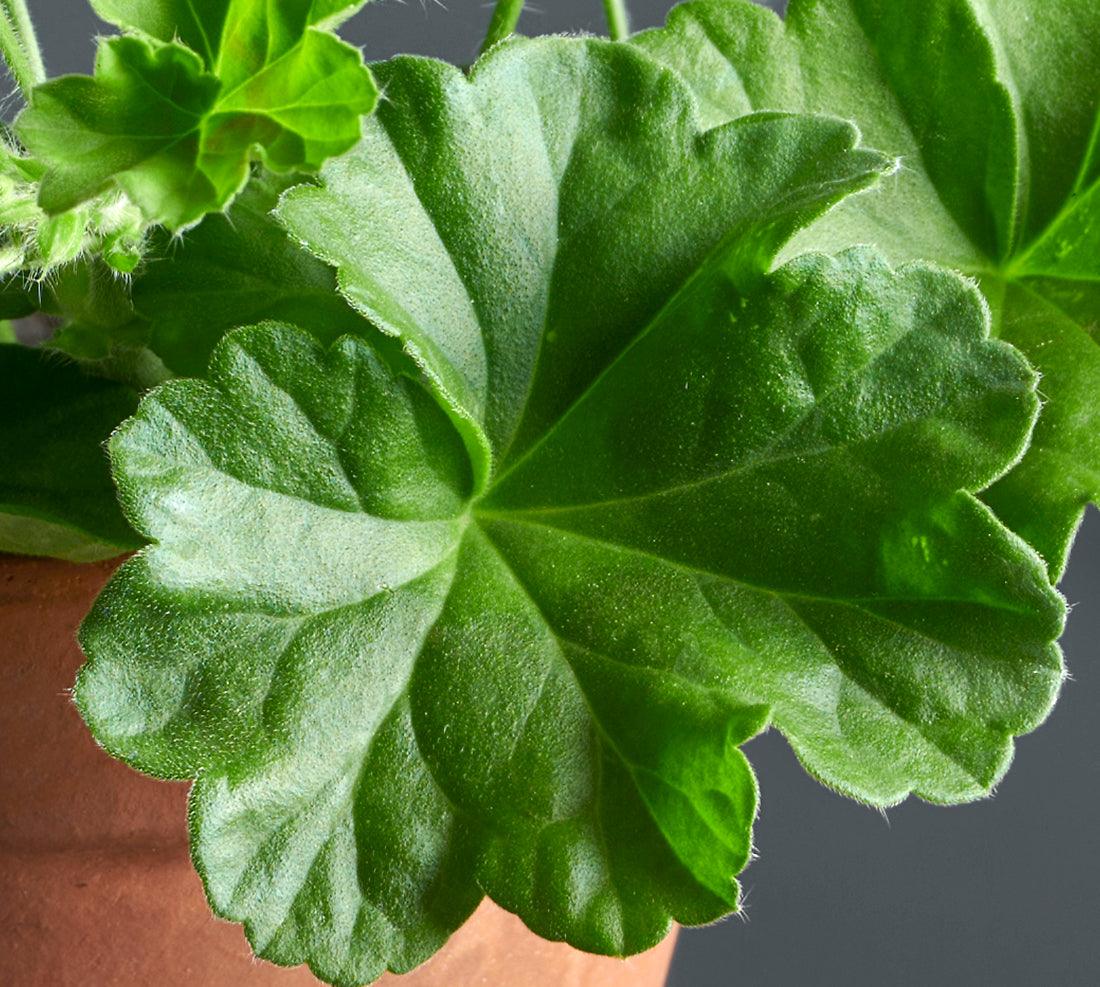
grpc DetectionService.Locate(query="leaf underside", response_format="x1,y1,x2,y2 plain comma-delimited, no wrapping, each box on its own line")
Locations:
636,0,1100,580
76,34,1065,987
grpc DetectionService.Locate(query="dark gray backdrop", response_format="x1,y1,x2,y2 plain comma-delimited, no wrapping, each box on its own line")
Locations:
23,2,1099,984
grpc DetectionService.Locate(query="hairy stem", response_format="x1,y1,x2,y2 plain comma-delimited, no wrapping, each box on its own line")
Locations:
0,0,45,99
602,0,631,41
480,0,526,56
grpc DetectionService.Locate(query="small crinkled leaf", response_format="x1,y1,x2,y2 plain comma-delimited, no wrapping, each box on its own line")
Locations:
77,35,1063,986
17,2,376,228
0,345,140,560
18,38,221,223
637,0,1100,578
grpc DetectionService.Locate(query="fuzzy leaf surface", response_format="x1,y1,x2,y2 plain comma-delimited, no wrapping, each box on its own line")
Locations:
637,0,1100,577
277,37,892,485
78,36,1063,986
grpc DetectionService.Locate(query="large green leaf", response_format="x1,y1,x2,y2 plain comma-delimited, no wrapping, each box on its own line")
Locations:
77,37,1064,985
0,345,140,560
636,0,1100,578
16,0,376,228
276,37,891,487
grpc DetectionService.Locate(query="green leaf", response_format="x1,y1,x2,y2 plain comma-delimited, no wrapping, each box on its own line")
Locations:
12,258,169,390
133,172,369,377
16,1,377,229
7,171,363,380
78,37,1063,984
0,345,140,560
636,0,1100,578
89,0,370,57
276,37,892,489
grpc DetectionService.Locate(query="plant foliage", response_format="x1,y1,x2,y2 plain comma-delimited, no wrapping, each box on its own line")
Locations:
0,344,139,559
636,0,1100,578
0,2,1093,984
72,36,1067,984
16,0,376,229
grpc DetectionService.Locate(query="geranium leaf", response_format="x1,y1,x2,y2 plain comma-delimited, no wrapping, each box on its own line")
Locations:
16,1,376,229
0,345,140,560
0,145,147,277
276,37,892,487
88,1,370,60
76,35,1064,986
133,173,369,377
637,0,1100,578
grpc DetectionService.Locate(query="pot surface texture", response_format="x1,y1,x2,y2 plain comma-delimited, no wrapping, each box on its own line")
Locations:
0,555,677,986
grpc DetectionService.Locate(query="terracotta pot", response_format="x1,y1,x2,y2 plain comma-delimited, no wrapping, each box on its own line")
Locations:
0,556,678,986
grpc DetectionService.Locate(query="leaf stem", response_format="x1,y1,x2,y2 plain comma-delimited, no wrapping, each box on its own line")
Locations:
0,0,45,99
480,0,525,56
602,0,631,41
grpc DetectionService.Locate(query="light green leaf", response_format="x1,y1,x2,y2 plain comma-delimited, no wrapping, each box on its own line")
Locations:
636,0,1100,578
2,119,147,277
0,344,140,560
89,0,369,60
78,37,1063,984
16,1,376,229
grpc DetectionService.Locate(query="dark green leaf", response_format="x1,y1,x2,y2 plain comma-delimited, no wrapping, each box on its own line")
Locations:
637,0,1100,578
133,173,369,377
277,38,891,487
0,345,140,560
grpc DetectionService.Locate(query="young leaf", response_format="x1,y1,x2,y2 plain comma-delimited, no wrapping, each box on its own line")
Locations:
0,345,140,560
16,1,377,228
1,144,146,277
5,258,169,390
7,172,364,380
78,37,1063,984
88,1,370,56
636,0,1100,578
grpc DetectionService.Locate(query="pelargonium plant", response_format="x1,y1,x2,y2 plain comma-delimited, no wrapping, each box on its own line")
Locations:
1,0,1096,983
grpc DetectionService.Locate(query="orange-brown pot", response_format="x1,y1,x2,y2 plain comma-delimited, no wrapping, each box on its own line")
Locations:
1,556,678,986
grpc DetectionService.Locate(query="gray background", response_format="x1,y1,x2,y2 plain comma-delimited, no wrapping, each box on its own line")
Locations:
21,2,1099,984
